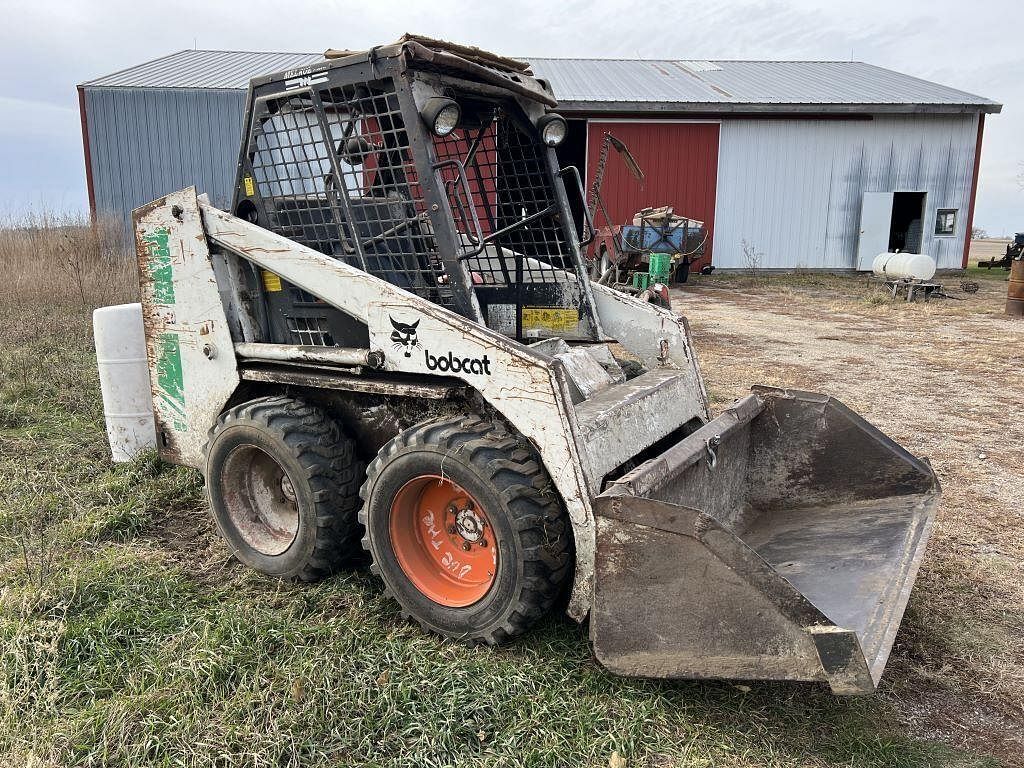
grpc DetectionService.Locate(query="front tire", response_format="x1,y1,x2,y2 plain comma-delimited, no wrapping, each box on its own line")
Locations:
204,396,364,581
360,415,573,644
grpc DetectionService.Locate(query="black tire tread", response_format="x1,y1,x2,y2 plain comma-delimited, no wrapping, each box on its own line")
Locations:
359,414,573,645
205,396,364,582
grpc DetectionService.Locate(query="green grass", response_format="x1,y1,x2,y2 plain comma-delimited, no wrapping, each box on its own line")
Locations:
962,264,1013,280
0,298,1005,768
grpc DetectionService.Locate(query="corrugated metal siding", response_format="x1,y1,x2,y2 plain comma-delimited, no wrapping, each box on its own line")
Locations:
85,87,247,236
712,114,979,270
80,50,1000,113
586,121,719,266
82,76,981,270
83,50,323,89
529,59,998,112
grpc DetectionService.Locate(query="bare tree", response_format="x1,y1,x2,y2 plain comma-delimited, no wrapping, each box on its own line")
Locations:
741,239,767,284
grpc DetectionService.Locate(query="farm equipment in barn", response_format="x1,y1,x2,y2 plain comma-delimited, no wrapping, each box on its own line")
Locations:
584,131,644,277
118,35,940,695
583,133,709,302
592,206,709,306
978,233,1024,271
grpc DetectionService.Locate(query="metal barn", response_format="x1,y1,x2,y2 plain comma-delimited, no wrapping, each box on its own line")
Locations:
79,50,1000,270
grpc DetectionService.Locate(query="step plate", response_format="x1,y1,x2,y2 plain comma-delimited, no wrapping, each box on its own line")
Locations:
574,368,703,482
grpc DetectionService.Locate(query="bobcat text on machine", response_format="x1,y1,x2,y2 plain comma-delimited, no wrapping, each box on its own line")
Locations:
125,35,939,694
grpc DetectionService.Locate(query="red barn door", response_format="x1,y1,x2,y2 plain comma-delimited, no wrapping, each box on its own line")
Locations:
586,120,719,268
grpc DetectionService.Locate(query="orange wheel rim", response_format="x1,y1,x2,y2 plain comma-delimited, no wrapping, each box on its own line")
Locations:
389,475,498,607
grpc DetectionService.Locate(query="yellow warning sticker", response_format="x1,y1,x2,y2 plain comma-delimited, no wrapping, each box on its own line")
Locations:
522,306,579,334
261,270,283,292
243,176,255,197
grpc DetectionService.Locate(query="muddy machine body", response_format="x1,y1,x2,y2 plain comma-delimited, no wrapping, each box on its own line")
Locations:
129,37,938,695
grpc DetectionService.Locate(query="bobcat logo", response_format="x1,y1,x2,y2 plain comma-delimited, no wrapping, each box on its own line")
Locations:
390,316,420,357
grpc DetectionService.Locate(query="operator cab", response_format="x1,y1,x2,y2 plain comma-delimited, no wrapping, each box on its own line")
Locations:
231,36,600,349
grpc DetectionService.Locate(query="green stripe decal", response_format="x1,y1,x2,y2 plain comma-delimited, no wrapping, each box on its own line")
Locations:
143,226,185,430
156,332,187,431
143,226,175,305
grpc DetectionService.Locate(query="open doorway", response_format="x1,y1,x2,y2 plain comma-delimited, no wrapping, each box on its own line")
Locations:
889,192,926,253
857,191,929,269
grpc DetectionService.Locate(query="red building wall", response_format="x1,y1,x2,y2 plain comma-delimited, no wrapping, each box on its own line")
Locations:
585,120,720,267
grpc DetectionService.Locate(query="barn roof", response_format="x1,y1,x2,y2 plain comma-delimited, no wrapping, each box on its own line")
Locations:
81,50,323,90
81,49,1001,115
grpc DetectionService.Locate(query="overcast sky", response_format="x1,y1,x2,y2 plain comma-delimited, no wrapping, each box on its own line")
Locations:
1,0,1021,233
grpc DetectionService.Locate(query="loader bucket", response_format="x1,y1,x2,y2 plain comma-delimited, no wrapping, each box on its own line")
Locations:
591,387,939,695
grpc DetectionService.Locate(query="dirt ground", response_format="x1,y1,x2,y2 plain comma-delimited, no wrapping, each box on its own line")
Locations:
670,268,1023,764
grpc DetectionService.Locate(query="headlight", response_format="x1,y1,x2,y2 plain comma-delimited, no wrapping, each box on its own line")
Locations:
537,113,567,147
420,97,461,137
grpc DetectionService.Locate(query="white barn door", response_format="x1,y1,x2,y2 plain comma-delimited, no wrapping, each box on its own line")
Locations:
856,192,894,270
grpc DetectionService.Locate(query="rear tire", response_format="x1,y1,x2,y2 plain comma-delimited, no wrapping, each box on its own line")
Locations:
359,415,573,644
204,396,364,581
673,256,690,284
594,244,612,281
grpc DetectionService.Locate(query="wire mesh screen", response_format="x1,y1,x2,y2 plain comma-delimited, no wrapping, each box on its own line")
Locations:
247,79,580,316
250,80,456,308
286,315,334,346
432,112,578,289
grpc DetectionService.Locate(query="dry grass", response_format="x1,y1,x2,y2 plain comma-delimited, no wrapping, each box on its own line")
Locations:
969,239,1013,266
0,211,136,310
0,213,137,406
0,220,1015,768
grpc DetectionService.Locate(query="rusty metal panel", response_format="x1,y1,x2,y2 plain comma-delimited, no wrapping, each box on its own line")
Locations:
238,366,466,399
133,187,240,468
592,388,939,694
1007,258,1024,317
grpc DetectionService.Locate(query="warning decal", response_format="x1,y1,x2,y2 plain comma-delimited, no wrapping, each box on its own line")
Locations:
521,307,579,334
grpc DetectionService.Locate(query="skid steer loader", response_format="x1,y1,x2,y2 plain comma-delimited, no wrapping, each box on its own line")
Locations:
129,36,939,694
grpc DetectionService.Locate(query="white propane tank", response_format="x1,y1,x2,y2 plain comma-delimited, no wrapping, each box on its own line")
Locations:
872,252,936,281
93,303,157,462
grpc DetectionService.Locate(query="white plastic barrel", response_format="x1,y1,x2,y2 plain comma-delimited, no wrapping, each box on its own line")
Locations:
871,252,936,281
93,303,157,462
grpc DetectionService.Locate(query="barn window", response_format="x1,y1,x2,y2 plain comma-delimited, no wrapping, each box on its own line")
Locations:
934,209,957,236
